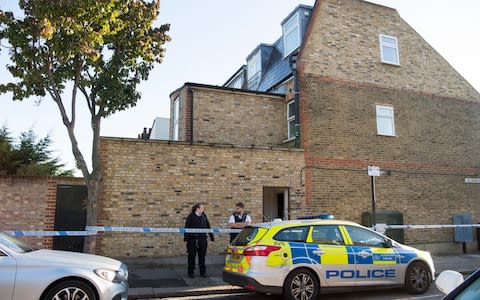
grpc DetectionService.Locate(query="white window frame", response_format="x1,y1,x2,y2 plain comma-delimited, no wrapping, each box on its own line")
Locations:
379,34,400,65
247,50,261,79
287,100,296,140
173,97,180,141
376,105,395,136
283,12,301,57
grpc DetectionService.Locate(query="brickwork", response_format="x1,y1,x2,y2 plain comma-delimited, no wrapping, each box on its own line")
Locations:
171,84,288,147
300,78,480,165
0,176,84,248
294,0,480,250
297,42,480,248
98,137,305,257
299,0,480,102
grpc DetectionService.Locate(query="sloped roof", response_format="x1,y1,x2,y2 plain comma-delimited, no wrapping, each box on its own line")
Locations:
224,4,313,93
257,37,293,92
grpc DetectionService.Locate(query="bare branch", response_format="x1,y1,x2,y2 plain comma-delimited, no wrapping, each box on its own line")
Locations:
78,85,93,114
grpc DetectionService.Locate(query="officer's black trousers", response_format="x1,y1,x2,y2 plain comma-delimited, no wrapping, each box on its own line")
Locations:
186,236,208,275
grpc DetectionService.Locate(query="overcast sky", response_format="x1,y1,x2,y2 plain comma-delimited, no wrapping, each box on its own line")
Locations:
1,0,479,176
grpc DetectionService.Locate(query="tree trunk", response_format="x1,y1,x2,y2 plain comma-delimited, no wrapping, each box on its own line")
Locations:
83,175,100,253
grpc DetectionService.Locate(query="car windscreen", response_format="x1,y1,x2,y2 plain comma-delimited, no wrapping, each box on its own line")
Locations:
0,232,35,253
232,226,268,246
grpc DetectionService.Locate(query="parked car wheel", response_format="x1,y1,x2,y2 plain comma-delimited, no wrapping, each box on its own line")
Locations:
284,268,319,300
405,261,431,294
43,279,97,300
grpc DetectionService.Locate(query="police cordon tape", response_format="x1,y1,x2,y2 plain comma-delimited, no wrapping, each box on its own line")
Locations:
4,223,480,237
4,227,242,237
4,230,97,237
86,226,242,234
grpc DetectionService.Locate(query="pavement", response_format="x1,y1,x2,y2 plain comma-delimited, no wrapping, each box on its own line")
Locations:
123,252,480,300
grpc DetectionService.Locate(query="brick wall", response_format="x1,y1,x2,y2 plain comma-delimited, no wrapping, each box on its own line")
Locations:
171,84,289,147
293,0,480,251
300,0,480,102
98,137,305,257
297,69,480,248
0,176,84,248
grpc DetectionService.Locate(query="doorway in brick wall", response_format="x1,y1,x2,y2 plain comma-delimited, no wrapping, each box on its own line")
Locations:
52,185,87,252
263,187,289,222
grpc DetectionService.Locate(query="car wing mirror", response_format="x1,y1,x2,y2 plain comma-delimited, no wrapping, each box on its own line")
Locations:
383,239,393,248
436,270,464,294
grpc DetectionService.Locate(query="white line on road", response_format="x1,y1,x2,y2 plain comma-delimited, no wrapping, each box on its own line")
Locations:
394,294,443,300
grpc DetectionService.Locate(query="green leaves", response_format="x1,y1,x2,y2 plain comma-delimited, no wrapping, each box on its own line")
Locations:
0,0,170,116
0,125,74,176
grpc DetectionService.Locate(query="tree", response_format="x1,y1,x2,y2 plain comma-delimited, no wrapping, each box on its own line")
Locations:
0,126,17,175
0,125,74,176
0,0,170,251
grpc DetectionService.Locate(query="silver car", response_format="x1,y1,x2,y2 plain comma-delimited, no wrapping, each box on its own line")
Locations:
0,232,128,300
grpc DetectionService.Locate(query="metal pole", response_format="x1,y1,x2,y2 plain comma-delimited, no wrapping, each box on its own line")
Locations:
371,175,377,231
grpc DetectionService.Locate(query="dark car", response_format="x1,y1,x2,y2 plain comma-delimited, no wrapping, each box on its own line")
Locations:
436,269,480,300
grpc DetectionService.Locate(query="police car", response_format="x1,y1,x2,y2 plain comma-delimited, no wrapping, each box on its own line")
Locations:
223,219,434,300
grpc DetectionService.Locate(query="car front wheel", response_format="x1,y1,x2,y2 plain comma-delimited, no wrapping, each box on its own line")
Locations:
43,279,97,300
283,268,319,300
405,261,431,294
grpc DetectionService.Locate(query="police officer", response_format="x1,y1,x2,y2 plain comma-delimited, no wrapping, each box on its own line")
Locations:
184,203,214,278
228,202,251,243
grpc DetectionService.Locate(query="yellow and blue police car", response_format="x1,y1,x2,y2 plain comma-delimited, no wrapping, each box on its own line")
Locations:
223,219,435,300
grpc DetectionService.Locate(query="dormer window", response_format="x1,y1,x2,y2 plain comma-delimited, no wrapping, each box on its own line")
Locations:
283,12,300,57
247,51,261,79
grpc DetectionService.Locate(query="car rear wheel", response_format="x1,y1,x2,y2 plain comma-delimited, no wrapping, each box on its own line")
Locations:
43,279,97,300
283,268,319,300
405,261,431,294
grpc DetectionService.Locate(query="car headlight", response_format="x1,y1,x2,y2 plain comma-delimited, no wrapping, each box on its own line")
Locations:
94,268,128,283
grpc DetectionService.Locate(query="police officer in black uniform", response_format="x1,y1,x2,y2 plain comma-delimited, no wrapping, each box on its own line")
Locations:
228,202,251,243
184,203,214,278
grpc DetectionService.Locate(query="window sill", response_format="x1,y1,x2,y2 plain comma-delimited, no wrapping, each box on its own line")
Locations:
381,61,401,67
377,133,396,137
283,137,296,143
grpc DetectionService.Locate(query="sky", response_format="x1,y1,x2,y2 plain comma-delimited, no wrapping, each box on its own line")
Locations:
0,0,479,176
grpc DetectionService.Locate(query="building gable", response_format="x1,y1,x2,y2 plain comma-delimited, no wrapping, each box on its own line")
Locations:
299,0,480,102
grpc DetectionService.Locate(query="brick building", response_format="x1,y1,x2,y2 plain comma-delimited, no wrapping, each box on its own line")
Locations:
99,0,480,257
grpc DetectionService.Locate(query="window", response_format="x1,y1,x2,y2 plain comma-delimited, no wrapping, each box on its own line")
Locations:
0,232,35,253
379,34,399,65
231,226,268,246
344,226,386,248
283,12,300,57
310,225,344,245
287,100,296,140
452,274,480,300
247,51,261,79
376,105,395,136
172,97,179,141
231,76,243,89
274,226,309,242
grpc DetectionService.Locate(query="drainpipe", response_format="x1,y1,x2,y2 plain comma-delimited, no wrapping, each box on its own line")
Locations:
290,54,300,148
185,86,194,143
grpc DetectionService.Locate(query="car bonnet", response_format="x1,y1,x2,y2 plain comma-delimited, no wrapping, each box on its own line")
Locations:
21,249,123,270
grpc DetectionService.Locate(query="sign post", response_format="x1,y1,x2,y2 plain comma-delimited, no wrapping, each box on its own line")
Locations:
368,165,381,230
465,178,480,184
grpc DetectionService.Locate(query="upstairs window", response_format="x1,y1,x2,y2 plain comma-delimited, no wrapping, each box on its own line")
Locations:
379,34,400,65
173,97,180,141
247,51,261,79
283,12,300,57
231,76,243,89
376,105,395,136
287,100,296,139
